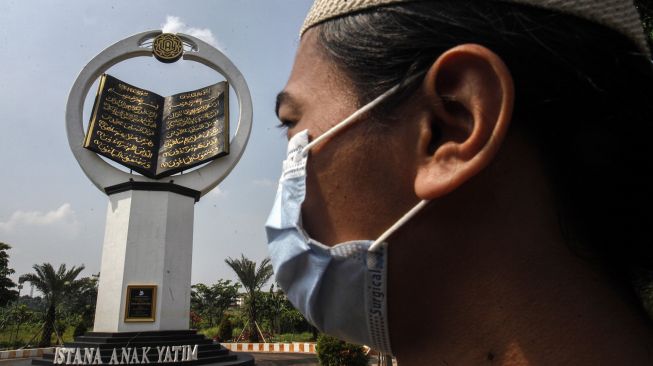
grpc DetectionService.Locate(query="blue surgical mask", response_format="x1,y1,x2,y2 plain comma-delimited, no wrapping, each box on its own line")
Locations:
265,80,429,354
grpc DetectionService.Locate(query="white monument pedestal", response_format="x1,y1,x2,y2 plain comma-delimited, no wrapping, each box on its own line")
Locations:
93,188,196,332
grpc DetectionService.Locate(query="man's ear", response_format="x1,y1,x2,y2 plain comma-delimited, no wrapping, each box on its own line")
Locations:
414,43,514,199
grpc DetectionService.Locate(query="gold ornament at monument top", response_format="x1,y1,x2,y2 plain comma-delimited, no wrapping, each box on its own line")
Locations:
153,33,183,63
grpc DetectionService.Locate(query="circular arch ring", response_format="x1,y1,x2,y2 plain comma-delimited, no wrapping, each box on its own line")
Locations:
66,30,253,197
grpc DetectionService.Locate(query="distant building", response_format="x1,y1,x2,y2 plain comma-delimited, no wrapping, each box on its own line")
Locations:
234,293,246,308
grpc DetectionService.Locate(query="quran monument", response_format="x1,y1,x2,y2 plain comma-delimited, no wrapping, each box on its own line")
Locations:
33,30,254,366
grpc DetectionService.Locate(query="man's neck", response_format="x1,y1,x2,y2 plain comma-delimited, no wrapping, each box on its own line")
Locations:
386,136,653,365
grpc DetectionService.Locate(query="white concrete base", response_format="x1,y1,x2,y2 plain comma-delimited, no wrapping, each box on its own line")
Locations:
93,190,195,332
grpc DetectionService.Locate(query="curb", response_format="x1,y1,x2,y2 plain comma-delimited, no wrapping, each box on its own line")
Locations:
0,343,316,359
220,342,316,353
0,348,54,360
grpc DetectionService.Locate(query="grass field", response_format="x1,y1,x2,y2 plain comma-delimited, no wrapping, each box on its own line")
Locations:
195,326,314,343
0,325,75,350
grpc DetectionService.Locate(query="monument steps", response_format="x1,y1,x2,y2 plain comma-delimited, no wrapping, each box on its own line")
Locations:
79,333,207,342
36,345,229,358
87,331,198,338
30,330,253,366
33,352,241,365
66,339,215,348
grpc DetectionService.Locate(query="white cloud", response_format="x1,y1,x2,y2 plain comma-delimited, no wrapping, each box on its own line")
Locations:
161,15,220,48
0,203,80,237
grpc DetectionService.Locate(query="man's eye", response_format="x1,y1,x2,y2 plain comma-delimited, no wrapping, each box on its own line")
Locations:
276,119,297,129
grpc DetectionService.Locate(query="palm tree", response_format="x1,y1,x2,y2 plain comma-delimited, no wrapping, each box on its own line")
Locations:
19,263,85,347
225,255,273,342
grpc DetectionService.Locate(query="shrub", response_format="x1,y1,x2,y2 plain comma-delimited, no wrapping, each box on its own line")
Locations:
316,334,368,366
73,322,87,338
232,327,242,340
218,317,233,342
198,326,220,340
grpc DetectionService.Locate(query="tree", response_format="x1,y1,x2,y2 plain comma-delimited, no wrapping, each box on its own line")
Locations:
259,284,286,335
9,304,33,344
60,273,99,337
258,284,312,336
254,283,315,337
19,263,85,347
0,242,18,307
225,255,273,342
191,279,240,328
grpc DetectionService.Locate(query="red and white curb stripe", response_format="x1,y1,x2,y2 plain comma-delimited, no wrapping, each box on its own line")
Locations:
0,348,54,360
221,342,316,353
0,343,315,359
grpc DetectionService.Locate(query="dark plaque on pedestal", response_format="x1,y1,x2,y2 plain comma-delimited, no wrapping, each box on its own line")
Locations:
125,285,157,322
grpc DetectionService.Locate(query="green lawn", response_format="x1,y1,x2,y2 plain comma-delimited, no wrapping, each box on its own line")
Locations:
0,326,75,350
266,332,314,343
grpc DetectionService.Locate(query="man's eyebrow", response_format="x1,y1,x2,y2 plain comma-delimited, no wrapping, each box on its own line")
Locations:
275,91,296,119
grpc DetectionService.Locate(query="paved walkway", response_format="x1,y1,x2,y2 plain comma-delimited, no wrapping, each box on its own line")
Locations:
251,352,319,365
250,352,392,366
0,359,31,366
0,353,392,366
0,354,320,366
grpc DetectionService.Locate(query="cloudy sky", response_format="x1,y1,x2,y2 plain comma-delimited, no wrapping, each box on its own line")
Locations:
0,0,312,292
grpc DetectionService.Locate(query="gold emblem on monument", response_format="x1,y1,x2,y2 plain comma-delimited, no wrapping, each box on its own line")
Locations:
152,33,183,63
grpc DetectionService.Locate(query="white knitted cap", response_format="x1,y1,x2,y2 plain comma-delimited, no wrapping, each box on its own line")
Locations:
301,0,650,55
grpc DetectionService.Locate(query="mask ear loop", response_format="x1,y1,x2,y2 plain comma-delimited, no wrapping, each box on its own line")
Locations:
300,73,426,156
297,72,430,252
369,199,430,252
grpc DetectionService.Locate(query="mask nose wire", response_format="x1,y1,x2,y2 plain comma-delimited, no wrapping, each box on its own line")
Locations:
300,73,426,156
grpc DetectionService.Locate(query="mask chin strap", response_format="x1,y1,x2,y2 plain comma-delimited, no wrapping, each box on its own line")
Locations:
369,199,430,253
